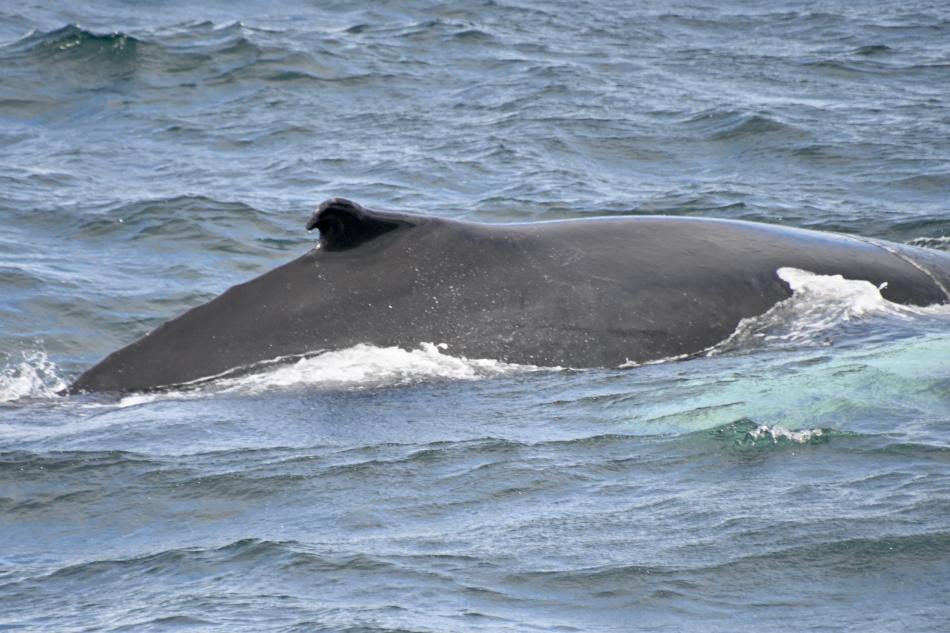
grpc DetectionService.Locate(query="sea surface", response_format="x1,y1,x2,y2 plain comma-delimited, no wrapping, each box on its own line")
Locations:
2,1,950,631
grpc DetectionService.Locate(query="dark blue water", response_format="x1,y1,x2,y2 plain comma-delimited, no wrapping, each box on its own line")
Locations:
2,1,950,631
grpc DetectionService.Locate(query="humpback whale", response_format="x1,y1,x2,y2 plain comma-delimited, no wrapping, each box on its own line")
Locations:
68,198,950,393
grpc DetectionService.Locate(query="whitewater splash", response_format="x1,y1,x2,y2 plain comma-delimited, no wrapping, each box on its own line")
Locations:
745,424,825,445
707,267,950,356
0,350,67,403
110,343,539,406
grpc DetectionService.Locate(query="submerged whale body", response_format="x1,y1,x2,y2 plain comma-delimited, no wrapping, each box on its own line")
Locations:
68,198,950,393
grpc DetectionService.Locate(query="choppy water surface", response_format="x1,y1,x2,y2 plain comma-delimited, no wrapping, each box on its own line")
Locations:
2,1,950,631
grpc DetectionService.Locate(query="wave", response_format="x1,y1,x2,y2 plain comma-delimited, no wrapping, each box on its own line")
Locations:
503,529,950,594
1,424,944,524
0,25,140,88
802,58,891,77
851,44,894,56
0,20,425,94
0,22,305,89
10,537,470,588
4,24,139,61
0,449,153,475
18,538,297,584
72,195,305,253
677,109,806,143
891,173,950,193
3,195,309,296
705,419,830,447
908,236,950,252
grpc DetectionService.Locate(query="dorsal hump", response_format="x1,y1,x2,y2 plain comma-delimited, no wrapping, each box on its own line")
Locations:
306,198,412,251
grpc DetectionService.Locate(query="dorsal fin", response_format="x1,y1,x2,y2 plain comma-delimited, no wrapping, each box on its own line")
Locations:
306,198,409,251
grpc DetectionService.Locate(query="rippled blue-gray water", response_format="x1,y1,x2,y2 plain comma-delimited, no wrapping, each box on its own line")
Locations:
2,2,950,631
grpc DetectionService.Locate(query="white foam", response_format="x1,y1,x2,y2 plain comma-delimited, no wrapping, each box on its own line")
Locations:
0,350,67,403
211,342,536,394
116,392,170,408
619,353,691,369
707,267,950,355
746,424,824,444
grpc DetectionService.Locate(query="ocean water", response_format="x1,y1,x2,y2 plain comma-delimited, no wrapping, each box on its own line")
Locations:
2,1,950,631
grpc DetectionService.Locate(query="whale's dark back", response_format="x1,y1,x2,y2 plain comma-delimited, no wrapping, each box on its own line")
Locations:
68,200,950,393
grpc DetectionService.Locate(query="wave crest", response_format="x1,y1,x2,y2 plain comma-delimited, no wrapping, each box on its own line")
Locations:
8,24,138,61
